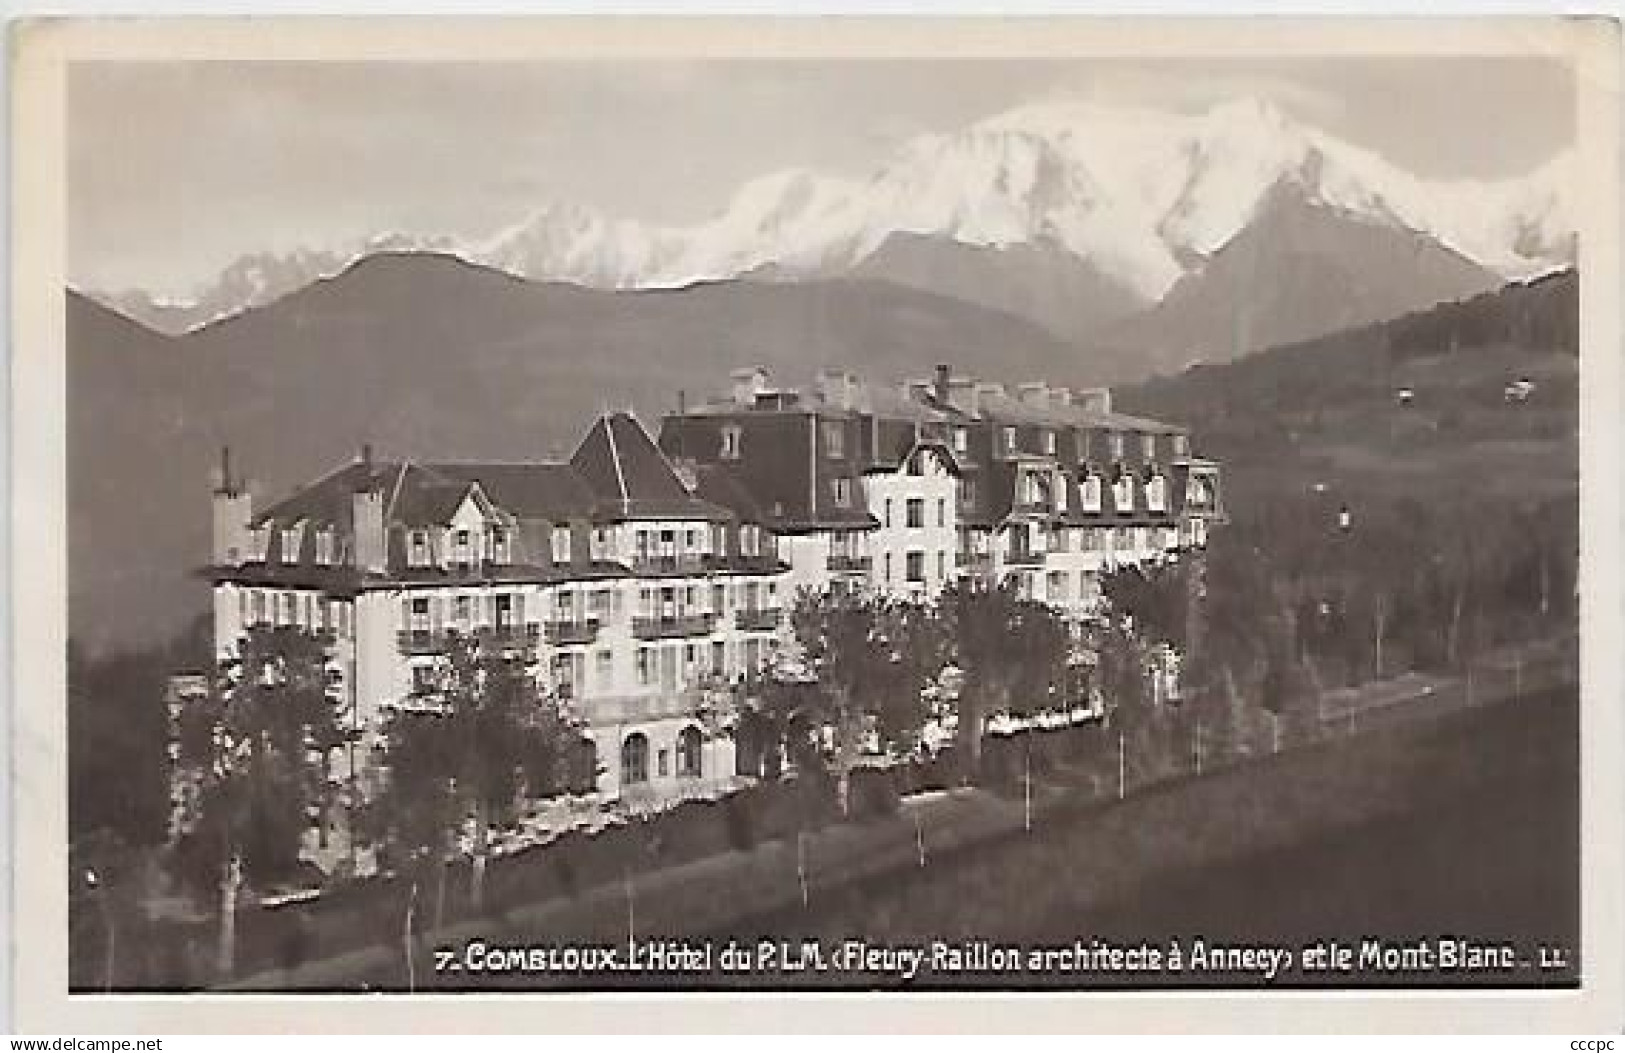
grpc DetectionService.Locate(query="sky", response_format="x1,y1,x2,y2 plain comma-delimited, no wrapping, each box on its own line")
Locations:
68,57,1575,295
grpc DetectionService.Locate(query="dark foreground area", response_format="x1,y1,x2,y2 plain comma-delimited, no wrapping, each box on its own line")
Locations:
315,677,1574,993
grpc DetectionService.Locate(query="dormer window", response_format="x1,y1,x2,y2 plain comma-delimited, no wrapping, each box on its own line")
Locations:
822,420,846,460
409,530,430,567
740,524,761,558
551,525,573,564
1113,473,1135,512
952,428,968,454
1002,426,1018,453
1042,430,1056,456
280,526,301,564
313,528,334,566
1146,474,1167,513
1108,432,1125,461
1081,475,1103,513
1172,434,1190,458
452,528,472,565
720,425,742,461
1187,475,1213,507
1141,433,1157,461
490,526,510,564
832,477,852,509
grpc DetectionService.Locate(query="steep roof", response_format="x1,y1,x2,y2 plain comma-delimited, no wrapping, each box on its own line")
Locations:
570,412,731,521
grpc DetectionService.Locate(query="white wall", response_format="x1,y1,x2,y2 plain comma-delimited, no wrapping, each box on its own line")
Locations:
864,447,958,601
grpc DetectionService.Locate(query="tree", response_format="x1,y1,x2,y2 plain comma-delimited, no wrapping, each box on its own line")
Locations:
370,631,590,919
171,625,345,978
788,590,945,814
938,578,1070,781
68,643,171,849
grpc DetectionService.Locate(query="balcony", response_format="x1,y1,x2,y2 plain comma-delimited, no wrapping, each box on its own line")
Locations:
477,623,542,652
827,554,872,574
1006,549,1046,567
544,618,601,646
587,689,710,724
734,607,783,632
629,553,712,576
397,624,541,656
632,612,717,640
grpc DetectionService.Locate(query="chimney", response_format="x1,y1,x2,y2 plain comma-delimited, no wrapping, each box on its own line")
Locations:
816,367,856,411
211,448,252,565
351,463,387,575
1017,381,1050,406
933,364,951,403
677,389,687,414
730,366,768,407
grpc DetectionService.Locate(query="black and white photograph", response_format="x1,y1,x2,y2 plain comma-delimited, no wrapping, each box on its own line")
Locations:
10,14,1623,1034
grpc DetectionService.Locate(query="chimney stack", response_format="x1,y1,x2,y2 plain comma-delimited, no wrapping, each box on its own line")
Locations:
934,364,951,403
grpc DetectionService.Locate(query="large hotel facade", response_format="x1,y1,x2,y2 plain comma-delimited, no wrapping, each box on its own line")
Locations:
208,365,1223,809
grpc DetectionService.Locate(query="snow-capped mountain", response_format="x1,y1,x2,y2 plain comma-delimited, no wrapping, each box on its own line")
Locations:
89,95,1574,337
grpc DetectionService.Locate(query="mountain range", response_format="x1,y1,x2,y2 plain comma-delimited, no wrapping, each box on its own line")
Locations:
91,96,1573,357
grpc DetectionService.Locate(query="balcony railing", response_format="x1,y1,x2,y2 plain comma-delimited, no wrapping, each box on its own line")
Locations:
631,612,718,640
397,624,540,655
735,607,783,632
544,618,600,646
629,553,712,575
587,689,711,724
827,554,872,573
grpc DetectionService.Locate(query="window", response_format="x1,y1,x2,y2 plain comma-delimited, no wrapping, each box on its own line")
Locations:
411,665,439,696
410,596,430,627
1113,474,1135,512
884,499,893,527
454,596,472,624
712,641,726,676
588,588,612,619
906,551,926,583
1003,426,1018,452
1076,431,1090,460
884,552,893,583
281,527,300,563
409,530,430,567
490,526,510,563
1142,433,1157,461
935,550,946,581
621,734,650,786
495,594,515,628
1081,475,1103,513
636,648,655,686
1172,434,1190,458
740,524,761,558
678,725,703,777
551,525,572,564
960,479,977,510
595,649,613,685
906,498,925,528
822,420,846,459
1043,430,1056,455
657,749,670,778
952,428,968,453
1108,431,1125,460
452,529,472,564
720,425,742,460
314,528,334,566
684,528,699,550
712,583,727,613
832,477,852,508
1146,474,1167,513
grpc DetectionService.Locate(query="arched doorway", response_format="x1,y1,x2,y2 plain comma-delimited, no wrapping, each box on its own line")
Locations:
621,732,650,787
677,725,703,778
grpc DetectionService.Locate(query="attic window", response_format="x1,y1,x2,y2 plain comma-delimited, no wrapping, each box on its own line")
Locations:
1146,474,1167,514
740,525,761,558
281,527,301,564
1141,433,1157,461
1108,432,1125,460
551,526,573,564
409,530,430,567
1081,475,1103,513
832,477,853,509
1042,430,1056,455
822,420,846,460
314,528,334,566
1172,434,1190,458
1003,426,1018,453
953,427,968,453
720,425,742,461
